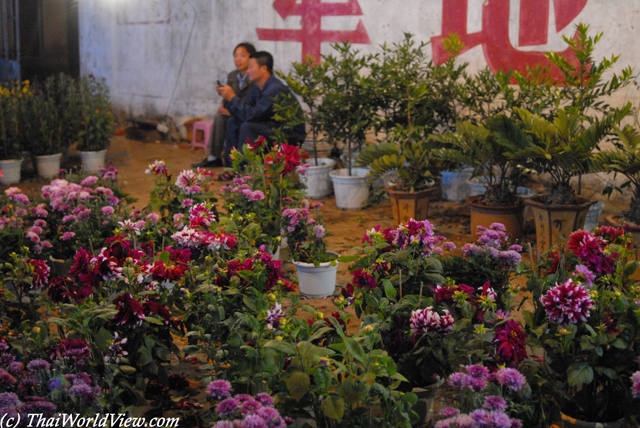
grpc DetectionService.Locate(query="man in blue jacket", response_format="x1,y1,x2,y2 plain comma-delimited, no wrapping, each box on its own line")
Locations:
217,51,305,167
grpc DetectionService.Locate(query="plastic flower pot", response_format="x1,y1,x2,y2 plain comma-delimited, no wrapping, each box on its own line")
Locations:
80,149,107,173
300,158,335,199
0,158,22,184
36,153,62,179
292,252,339,298
329,168,369,209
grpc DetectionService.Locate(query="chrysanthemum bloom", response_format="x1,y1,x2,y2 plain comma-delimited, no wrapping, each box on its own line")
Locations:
111,293,145,327
240,399,262,414
254,393,274,407
483,395,507,411
243,414,267,428
410,306,454,336
466,365,489,378
0,369,16,387
540,278,594,325
207,379,232,399
27,359,51,372
494,367,526,391
493,319,528,365
435,414,477,428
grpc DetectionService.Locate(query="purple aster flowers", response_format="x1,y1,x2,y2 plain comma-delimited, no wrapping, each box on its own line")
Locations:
207,379,232,399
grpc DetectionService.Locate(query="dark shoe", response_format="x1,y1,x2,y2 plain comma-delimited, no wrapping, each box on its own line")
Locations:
192,157,223,168
216,171,235,182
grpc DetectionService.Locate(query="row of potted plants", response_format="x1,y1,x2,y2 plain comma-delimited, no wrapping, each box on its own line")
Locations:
0,74,114,184
278,25,639,257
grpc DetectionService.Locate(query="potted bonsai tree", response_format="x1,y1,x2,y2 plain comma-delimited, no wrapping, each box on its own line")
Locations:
277,58,336,199
319,42,378,209
76,76,115,172
516,104,631,254
435,114,532,240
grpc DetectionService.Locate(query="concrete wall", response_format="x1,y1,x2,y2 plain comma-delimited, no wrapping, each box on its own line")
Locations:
79,0,640,119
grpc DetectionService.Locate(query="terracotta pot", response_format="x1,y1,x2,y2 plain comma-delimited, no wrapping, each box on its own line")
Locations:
387,186,435,225
466,195,525,241
525,196,596,255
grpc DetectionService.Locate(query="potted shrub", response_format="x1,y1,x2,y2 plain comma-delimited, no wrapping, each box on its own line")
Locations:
281,202,338,298
76,76,115,172
27,80,68,178
0,80,25,184
516,105,630,254
318,42,378,209
357,134,441,225
277,60,336,199
435,114,532,240
522,227,640,425
593,125,640,241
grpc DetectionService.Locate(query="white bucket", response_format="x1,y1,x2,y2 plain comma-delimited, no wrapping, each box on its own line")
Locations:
0,158,22,184
36,153,62,179
80,149,107,173
300,158,335,199
329,168,370,209
293,252,339,298
583,200,605,233
441,168,473,202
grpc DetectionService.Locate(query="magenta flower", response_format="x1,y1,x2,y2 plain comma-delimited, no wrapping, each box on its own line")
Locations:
540,278,594,325
61,231,76,241
145,160,168,176
207,379,232,399
215,398,240,416
632,371,640,398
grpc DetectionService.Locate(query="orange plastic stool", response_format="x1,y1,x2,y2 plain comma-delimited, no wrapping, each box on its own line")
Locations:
191,120,213,151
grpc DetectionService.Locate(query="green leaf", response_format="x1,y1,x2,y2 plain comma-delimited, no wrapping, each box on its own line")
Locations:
320,396,345,420
382,279,397,300
119,365,137,374
144,316,165,325
286,371,310,401
158,251,171,262
338,376,370,405
344,338,366,364
567,362,593,387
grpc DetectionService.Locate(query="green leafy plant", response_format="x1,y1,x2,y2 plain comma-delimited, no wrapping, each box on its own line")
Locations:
593,124,640,224
435,114,532,206
76,76,116,152
0,80,28,160
521,227,640,422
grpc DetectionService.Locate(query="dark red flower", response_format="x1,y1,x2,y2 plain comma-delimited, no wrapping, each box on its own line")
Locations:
143,301,172,324
568,230,615,275
493,320,528,366
350,268,378,289
430,282,475,303
29,259,50,289
112,293,145,327
47,277,75,304
168,374,191,391
603,313,621,335
47,339,91,363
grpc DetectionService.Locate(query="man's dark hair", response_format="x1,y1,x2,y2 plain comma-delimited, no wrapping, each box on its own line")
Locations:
234,42,256,56
251,51,274,73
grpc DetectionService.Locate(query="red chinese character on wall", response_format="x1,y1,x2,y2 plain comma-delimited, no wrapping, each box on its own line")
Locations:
256,0,370,63
431,0,589,80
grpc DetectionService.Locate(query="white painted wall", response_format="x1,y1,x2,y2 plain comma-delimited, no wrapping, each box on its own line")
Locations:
79,0,640,119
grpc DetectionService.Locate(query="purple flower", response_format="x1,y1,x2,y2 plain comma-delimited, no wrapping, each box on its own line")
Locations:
494,368,526,391
27,359,50,372
467,375,488,392
0,369,16,386
215,398,240,416
207,379,232,399
484,395,507,411
435,414,477,428
631,371,640,398
313,225,325,239
540,278,594,325
0,392,21,408
497,250,521,267
81,176,99,186
212,422,235,428
254,393,274,407
448,372,468,389
465,365,489,377
266,303,285,330
243,414,268,428
235,394,254,402
573,265,596,287
239,399,262,414
18,399,56,417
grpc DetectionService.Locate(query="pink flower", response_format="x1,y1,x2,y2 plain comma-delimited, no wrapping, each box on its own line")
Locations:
145,160,168,176
80,176,99,186
540,278,594,325
631,371,640,398
61,232,76,241
101,206,115,215
175,170,203,194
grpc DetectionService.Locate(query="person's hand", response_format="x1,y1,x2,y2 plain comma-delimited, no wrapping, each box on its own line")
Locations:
217,84,236,101
217,106,230,116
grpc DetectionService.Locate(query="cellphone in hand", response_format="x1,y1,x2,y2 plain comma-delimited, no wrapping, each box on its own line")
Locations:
216,80,222,87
